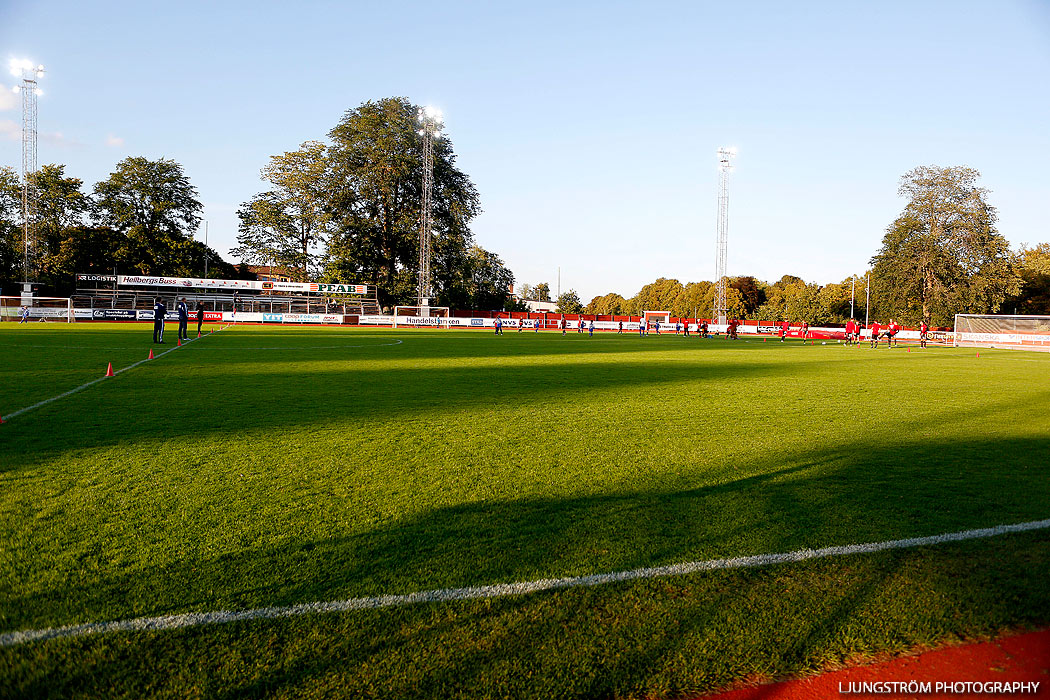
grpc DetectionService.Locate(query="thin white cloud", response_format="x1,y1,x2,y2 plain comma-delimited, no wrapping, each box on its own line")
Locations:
0,85,14,111
105,134,124,147
40,131,83,148
0,119,18,140
0,118,83,146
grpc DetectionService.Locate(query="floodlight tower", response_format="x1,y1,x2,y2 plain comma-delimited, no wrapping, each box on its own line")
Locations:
10,59,44,290
713,146,736,325
417,106,443,308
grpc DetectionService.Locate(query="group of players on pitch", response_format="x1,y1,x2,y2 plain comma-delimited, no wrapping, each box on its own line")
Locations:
837,318,930,348
492,315,931,347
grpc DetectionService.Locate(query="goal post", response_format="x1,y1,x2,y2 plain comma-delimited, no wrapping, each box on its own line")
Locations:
392,305,451,328
953,314,1050,351
0,296,75,322
643,310,671,325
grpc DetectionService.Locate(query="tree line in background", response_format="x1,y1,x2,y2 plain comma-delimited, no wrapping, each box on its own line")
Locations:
529,165,1047,326
0,96,515,310
0,158,240,296
2,136,1047,323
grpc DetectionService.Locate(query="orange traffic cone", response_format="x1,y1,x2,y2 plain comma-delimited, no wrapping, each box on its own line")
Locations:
105,362,114,377
148,348,154,359
198,331,201,338
177,338,182,347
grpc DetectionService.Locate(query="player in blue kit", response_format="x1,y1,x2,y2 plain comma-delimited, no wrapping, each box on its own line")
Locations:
153,298,167,343
176,297,189,341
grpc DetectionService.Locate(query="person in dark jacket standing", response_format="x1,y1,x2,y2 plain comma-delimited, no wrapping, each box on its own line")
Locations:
177,297,189,341
196,301,205,337
153,298,167,344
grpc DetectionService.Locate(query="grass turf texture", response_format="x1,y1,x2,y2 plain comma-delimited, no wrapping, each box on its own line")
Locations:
0,324,1048,698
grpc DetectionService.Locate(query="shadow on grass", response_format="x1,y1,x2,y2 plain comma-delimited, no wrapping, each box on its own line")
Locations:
0,351,791,470
4,432,1049,635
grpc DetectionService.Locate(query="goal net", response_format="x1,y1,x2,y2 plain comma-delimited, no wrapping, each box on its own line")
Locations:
643,311,671,325
953,314,1050,351
392,306,451,328
0,296,75,323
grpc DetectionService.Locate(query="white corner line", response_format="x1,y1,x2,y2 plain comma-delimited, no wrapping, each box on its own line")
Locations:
1,331,216,423
3,517,1048,648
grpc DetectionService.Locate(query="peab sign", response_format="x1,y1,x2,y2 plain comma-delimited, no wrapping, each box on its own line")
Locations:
316,284,369,295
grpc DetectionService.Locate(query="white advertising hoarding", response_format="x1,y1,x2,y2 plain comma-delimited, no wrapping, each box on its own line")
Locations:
116,276,369,294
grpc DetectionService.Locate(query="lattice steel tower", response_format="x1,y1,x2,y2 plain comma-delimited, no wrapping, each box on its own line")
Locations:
417,106,443,307
10,59,44,286
713,147,736,325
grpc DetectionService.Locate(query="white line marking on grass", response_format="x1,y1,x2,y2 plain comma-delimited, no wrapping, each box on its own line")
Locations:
1,334,206,423
3,517,1048,648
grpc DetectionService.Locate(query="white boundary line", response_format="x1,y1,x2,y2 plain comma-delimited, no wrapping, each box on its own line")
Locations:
3,517,1047,648
1,331,214,423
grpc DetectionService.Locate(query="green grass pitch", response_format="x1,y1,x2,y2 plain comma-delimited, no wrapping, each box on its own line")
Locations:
1,323,1048,699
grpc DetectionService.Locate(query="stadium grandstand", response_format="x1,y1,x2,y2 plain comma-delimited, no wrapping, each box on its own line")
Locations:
72,273,381,319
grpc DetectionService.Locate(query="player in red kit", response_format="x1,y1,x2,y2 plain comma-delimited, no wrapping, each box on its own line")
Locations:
920,320,929,348
887,319,901,347
869,321,881,348
780,320,790,342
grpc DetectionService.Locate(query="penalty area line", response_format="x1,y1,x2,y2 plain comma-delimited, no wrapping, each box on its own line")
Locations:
3,517,1048,648
1,329,221,423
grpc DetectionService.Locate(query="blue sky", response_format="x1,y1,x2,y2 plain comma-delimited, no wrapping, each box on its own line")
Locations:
2,0,1048,302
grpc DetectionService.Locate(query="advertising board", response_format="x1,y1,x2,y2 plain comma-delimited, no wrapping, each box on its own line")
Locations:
116,275,365,294
92,309,137,320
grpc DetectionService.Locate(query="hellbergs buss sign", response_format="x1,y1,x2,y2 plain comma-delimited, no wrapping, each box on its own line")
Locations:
116,276,367,294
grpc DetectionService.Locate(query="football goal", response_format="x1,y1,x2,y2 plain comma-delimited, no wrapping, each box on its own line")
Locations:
643,310,671,325
0,296,75,322
392,306,451,328
953,314,1050,351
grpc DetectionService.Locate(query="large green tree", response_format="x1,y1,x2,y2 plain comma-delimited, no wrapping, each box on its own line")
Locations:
31,165,92,285
93,157,204,275
0,167,22,292
585,292,629,315
529,283,552,302
556,289,584,314
729,276,766,317
232,141,333,281
1003,243,1050,315
439,245,515,310
630,277,683,314
324,97,482,306
675,281,713,319
870,166,1019,326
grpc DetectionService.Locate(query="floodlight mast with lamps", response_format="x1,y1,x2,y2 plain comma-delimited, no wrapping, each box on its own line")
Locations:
10,59,44,289
417,106,442,307
713,147,736,325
